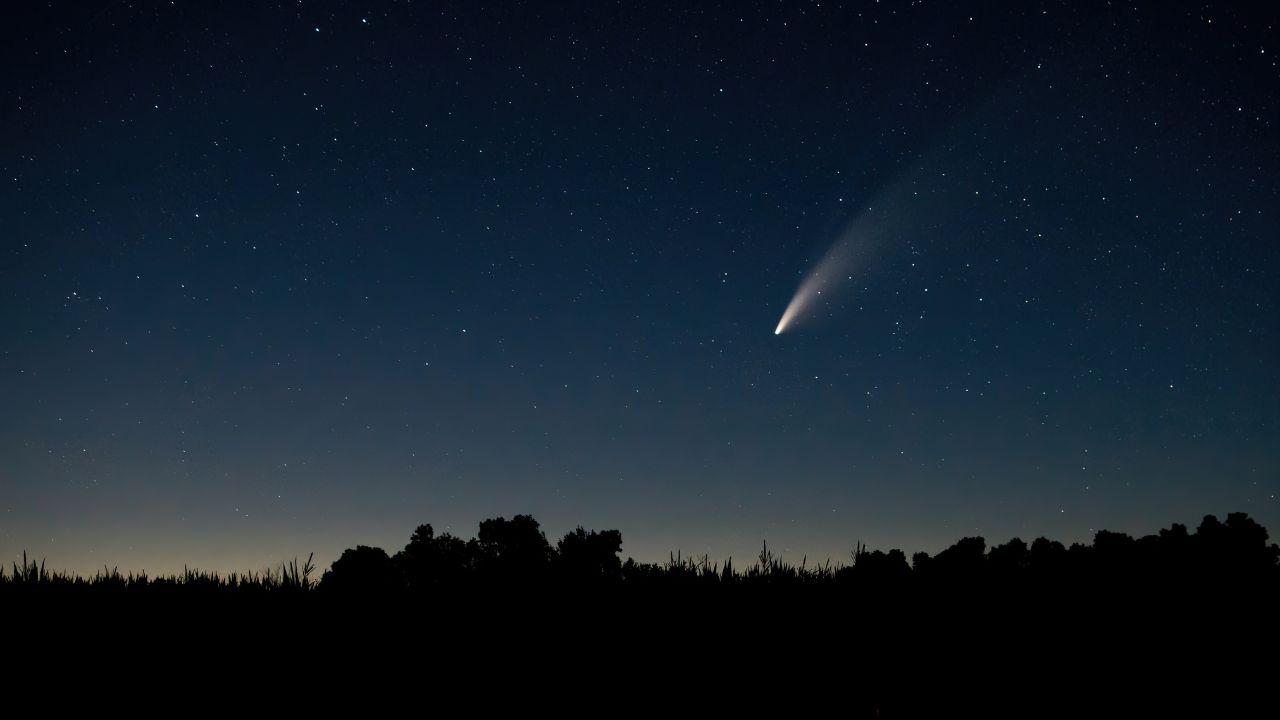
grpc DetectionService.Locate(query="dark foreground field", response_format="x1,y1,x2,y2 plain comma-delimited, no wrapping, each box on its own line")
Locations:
7,512,1277,716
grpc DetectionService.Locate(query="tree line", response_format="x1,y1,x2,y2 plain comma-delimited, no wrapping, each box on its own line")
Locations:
318,511,1280,592
3,511,1276,595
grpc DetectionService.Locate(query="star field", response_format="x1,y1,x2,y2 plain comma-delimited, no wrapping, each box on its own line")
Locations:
1,1,1276,573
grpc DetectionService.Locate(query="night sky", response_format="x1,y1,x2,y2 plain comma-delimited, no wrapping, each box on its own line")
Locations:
2,1,1276,574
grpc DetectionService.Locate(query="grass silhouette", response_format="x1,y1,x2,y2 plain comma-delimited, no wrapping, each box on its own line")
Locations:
2,551,317,595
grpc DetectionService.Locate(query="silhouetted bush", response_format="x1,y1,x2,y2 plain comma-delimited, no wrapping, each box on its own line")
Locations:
838,543,911,586
320,545,397,594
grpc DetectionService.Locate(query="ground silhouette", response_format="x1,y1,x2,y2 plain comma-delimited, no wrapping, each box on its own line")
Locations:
8,511,1277,717
4,511,1277,597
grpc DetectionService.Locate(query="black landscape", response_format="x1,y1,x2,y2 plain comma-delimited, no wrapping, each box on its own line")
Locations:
2,0,1277,711
5,511,1278,598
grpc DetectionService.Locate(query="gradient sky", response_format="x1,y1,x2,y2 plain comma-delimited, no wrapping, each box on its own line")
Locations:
2,1,1276,574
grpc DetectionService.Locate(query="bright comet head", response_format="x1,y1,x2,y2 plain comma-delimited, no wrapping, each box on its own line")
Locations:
774,300,800,335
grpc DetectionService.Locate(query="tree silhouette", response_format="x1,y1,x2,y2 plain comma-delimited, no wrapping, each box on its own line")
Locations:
928,536,987,583
556,527,624,583
474,514,553,583
394,524,472,591
988,537,1030,577
1028,537,1067,581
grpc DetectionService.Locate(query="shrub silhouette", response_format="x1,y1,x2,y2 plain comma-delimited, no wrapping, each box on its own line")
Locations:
838,543,910,586
320,545,397,593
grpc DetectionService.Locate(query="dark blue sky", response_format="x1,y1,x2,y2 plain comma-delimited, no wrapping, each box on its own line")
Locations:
2,1,1276,573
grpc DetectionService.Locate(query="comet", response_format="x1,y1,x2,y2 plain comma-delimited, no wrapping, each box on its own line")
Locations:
773,213,876,335
774,244,852,335
773,166,960,336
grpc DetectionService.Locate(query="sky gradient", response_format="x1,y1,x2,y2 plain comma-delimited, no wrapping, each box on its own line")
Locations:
2,1,1276,574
